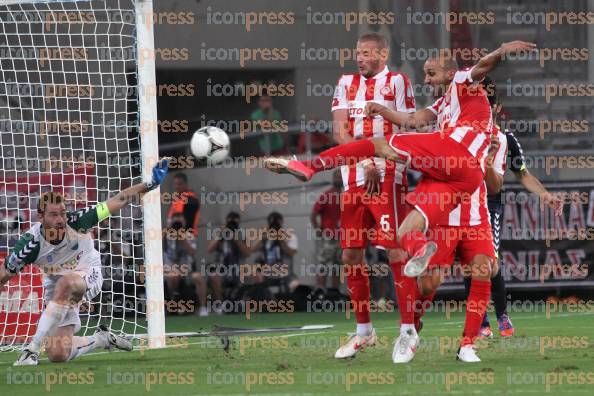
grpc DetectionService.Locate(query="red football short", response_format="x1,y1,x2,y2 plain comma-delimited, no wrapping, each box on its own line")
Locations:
387,132,484,229
427,224,496,268
340,180,410,249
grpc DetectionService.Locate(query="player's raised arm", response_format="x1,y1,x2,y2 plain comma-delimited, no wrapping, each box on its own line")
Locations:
365,103,436,130
471,41,537,82
105,158,170,215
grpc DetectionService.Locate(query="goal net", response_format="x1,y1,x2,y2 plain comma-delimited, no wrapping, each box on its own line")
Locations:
0,0,164,351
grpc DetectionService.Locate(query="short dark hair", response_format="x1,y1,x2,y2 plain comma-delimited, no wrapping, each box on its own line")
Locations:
227,211,240,221
173,173,188,183
427,55,458,71
267,211,283,223
481,76,500,107
358,32,389,49
37,191,65,214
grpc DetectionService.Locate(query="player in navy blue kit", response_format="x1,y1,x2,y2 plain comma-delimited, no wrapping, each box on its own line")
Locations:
465,77,564,338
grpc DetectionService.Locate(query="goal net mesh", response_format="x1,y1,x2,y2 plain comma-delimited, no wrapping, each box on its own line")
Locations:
0,0,149,351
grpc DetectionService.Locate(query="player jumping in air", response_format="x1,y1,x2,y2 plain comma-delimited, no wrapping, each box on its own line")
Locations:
323,32,417,360
265,41,537,362
364,61,507,363
364,64,507,363
0,159,170,366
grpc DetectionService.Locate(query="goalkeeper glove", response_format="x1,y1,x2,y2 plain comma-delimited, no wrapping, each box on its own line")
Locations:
145,158,170,191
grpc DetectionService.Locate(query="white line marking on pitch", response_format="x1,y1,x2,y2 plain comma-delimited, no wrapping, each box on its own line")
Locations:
0,331,328,365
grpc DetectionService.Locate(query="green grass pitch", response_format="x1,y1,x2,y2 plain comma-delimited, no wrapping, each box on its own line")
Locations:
1,310,593,395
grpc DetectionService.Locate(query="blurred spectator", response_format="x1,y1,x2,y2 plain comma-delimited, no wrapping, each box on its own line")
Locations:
247,212,299,299
250,94,285,155
163,212,199,313
168,173,200,236
311,171,342,291
206,211,251,311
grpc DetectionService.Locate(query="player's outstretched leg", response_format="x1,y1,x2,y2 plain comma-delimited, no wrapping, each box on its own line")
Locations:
264,138,384,182
457,255,496,363
66,325,132,361
335,250,376,359
42,324,132,364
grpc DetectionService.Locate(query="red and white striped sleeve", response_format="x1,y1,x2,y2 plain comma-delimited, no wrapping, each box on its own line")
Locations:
453,67,475,84
426,96,443,115
393,73,416,113
331,75,349,112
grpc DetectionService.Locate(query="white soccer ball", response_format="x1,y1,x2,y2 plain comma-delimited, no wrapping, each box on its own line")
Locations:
190,126,230,164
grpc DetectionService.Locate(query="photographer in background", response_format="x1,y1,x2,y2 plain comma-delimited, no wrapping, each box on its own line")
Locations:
168,173,200,236
246,212,299,300
206,211,251,311
163,212,198,315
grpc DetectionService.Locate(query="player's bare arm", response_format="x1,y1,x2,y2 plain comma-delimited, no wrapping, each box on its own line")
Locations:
484,137,504,194
332,109,353,144
334,102,380,194
513,169,563,215
106,158,171,215
333,108,379,194
471,41,537,82
365,103,436,130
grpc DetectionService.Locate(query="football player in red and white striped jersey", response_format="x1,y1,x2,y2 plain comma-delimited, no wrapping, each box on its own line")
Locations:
367,64,506,364
321,33,417,360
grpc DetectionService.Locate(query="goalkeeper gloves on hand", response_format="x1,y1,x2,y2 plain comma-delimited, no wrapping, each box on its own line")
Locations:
145,158,170,191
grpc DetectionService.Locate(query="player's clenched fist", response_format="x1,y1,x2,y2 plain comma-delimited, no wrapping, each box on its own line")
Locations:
365,102,387,117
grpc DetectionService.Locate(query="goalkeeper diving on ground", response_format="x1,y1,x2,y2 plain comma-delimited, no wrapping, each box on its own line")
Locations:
0,159,170,366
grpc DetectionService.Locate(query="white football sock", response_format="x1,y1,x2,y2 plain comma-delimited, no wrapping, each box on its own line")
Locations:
400,323,416,335
29,301,70,352
356,322,373,336
68,335,109,361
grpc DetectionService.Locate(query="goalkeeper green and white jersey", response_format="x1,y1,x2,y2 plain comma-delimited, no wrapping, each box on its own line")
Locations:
4,202,111,276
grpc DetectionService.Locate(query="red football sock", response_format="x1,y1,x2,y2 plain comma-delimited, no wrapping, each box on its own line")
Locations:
414,290,436,329
308,139,375,172
461,279,491,346
345,263,371,324
400,230,428,257
391,260,416,325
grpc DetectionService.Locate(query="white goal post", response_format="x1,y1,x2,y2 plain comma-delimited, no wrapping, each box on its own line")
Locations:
135,0,165,349
0,0,165,350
